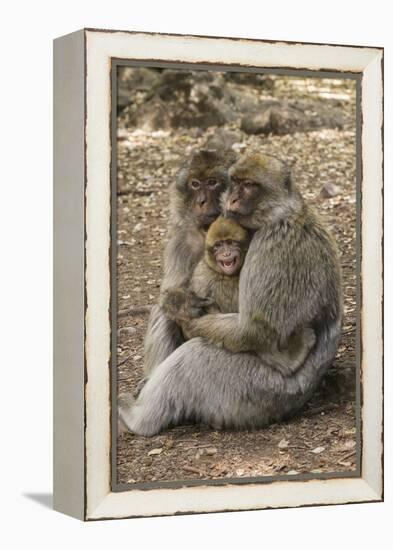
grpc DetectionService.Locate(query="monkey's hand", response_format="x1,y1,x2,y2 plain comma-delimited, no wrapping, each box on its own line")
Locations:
160,288,212,323
262,326,317,377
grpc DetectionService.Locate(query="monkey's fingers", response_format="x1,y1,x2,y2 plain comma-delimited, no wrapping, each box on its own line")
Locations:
161,288,189,319
188,293,214,308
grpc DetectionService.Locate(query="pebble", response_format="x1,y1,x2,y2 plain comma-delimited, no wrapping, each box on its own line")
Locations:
205,447,218,456
320,182,342,198
311,446,326,454
133,222,143,233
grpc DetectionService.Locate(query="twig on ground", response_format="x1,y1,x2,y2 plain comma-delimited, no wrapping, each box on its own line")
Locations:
182,465,207,476
117,355,134,366
118,305,152,318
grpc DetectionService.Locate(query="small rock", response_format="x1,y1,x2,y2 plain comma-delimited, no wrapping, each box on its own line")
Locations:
278,438,289,450
241,109,272,135
320,182,342,198
311,446,326,454
204,129,243,150
133,222,143,233
287,470,299,475
148,448,163,456
235,469,245,476
232,142,247,151
205,447,218,456
134,355,142,361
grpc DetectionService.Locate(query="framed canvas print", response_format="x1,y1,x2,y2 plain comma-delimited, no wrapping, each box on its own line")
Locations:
53,28,383,521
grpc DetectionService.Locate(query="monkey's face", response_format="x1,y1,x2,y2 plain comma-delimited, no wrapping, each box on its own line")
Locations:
224,153,291,228
177,149,237,228
210,239,244,276
205,216,249,275
224,178,263,218
187,177,226,227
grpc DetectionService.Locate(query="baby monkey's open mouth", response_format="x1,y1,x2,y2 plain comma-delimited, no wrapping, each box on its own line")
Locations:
218,254,240,275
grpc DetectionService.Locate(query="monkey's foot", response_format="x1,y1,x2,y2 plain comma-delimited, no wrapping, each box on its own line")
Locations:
118,394,162,437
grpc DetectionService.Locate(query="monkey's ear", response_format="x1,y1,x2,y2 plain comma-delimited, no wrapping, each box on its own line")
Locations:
176,165,190,191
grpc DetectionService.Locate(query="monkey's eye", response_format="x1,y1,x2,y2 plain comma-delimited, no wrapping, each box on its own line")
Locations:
190,179,201,190
243,180,256,189
207,178,219,188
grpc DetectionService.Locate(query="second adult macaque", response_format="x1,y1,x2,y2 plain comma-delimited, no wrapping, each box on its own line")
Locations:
143,148,237,375
182,216,316,376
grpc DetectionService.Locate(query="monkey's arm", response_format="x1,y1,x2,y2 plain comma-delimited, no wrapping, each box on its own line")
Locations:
159,226,206,320
161,225,204,292
182,314,316,376
182,312,277,353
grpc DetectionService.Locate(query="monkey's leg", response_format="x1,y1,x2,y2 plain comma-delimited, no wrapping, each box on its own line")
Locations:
143,304,184,376
121,321,341,437
259,328,317,377
120,338,264,436
119,337,324,437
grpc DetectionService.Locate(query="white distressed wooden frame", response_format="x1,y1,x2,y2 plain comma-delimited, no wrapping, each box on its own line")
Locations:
53,29,383,521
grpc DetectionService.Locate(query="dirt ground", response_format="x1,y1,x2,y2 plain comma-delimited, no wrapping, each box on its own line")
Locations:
116,76,358,485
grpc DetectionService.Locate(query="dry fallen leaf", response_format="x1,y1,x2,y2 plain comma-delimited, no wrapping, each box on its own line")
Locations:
311,446,326,454
148,448,163,456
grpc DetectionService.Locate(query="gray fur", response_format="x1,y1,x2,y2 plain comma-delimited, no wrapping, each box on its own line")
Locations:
122,152,343,436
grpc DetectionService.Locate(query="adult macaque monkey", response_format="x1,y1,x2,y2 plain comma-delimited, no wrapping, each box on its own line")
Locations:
143,148,237,375
120,152,342,436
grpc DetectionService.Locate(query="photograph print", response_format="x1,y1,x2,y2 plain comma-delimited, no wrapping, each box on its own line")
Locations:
115,64,359,487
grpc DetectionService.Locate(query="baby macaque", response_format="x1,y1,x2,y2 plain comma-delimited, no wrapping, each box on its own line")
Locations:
189,216,249,314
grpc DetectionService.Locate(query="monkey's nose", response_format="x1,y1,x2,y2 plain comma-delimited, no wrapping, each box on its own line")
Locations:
230,196,239,205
